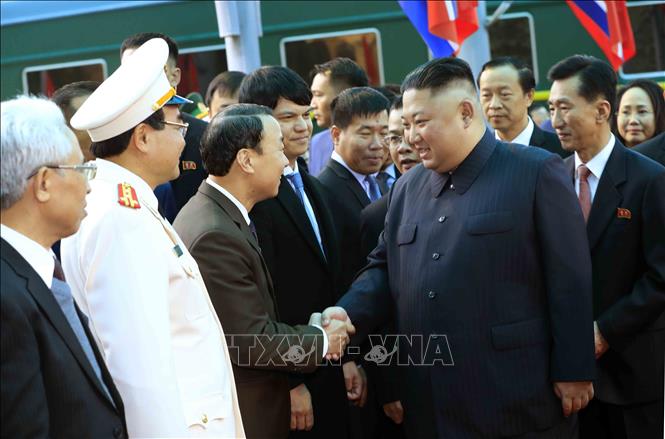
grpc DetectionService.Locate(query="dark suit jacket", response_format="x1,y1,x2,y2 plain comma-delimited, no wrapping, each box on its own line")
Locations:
1,239,126,439
530,123,570,158
171,113,208,212
318,159,372,290
565,140,665,405
338,130,596,438
360,194,389,259
633,131,665,166
174,181,324,439
250,172,348,438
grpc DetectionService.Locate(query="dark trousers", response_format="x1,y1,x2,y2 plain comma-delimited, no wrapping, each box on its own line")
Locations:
580,398,664,439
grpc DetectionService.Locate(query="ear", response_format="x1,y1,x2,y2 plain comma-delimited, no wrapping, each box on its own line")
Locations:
171,67,182,88
596,100,612,124
132,124,151,154
32,168,52,203
459,100,475,129
235,148,255,174
525,89,535,107
331,125,341,148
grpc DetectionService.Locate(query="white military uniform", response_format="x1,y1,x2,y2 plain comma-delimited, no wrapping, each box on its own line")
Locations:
61,38,245,438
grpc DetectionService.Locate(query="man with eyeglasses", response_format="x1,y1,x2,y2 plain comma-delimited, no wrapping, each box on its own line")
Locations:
60,38,245,438
1,96,126,438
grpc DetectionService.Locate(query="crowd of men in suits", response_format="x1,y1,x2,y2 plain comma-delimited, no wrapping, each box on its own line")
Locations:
1,30,664,439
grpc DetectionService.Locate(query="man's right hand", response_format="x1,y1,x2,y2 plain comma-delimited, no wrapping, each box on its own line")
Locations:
323,318,350,360
290,383,314,431
553,381,594,417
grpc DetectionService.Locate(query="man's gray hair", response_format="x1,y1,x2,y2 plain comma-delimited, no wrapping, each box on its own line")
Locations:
1,95,76,209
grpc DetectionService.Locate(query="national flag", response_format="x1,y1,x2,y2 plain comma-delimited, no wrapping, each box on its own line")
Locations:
399,0,479,57
566,0,636,70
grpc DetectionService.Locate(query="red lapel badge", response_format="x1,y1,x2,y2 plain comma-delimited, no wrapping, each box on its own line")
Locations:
616,208,631,219
117,183,141,209
181,160,197,171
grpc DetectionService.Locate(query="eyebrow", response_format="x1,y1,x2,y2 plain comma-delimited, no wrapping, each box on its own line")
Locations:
548,98,571,106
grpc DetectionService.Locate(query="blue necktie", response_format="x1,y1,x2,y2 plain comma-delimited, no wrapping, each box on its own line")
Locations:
51,267,114,406
365,175,382,202
286,173,325,255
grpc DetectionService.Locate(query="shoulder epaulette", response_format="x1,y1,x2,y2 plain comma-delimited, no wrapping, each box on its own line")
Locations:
117,182,141,209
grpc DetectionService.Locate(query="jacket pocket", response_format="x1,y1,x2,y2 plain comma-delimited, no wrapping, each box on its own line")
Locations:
184,393,232,429
466,211,513,235
491,318,549,351
397,224,417,246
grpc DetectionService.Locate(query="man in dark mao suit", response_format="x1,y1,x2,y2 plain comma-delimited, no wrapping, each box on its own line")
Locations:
323,57,597,439
548,55,665,439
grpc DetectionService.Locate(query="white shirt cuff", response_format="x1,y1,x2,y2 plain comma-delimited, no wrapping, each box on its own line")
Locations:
312,324,328,359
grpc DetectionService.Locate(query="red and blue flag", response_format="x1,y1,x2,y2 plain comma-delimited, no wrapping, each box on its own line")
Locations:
399,0,479,57
566,0,636,70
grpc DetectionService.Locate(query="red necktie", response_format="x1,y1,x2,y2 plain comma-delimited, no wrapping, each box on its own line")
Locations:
577,165,592,222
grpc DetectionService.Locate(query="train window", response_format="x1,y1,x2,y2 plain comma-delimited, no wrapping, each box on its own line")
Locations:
23,60,107,97
280,28,384,86
177,44,228,99
488,13,538,84
620,2,665,79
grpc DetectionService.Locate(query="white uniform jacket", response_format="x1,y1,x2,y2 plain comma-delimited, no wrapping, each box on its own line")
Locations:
61,159,245,438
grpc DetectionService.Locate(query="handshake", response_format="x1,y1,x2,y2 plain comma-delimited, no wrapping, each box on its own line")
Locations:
308,307,355,360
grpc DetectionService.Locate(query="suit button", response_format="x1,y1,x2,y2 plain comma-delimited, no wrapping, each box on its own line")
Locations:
428,291,436,299
438,216,446,223
432,253,440,260
450,184,455,191
432,335,439,340
112,426,123,438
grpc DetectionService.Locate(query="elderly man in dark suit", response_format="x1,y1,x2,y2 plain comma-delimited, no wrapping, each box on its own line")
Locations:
323,57,597,438
478,57,569,158
173,104,352,439
1,96,126,439
238,66,352,438
549,55,665,439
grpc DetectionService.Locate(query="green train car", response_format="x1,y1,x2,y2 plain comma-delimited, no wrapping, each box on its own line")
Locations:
1,0,663,103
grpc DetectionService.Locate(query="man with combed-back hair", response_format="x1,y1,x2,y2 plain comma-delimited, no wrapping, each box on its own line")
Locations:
322,57,597,438
173,103,353,439
549,55,665,439
1,96,126,438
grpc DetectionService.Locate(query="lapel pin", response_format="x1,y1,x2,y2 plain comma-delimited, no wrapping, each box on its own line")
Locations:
616,208,631,219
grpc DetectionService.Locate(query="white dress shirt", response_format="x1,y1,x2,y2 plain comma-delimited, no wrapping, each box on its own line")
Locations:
0,224,54,287
206,177,251,225
574,134,615,202
331,151,378,199
495,116,535,146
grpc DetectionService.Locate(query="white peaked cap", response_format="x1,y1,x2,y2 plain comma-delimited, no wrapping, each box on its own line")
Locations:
70,38,189,142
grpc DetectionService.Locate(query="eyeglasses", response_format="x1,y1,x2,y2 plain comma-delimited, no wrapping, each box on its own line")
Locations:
27,163,97,181
160,120,189,137
383,135,403,148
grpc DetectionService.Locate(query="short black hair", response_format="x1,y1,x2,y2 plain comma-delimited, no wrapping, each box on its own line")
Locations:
238,66,311,110
201,103,273,176
401,57,477,95
121,32,179,62
330,87,390,130
615,79,665,141
548,55,617,114
205,71,246,106
310,57,369,90
51,81,100,121
477,57,536,93
90,109,164,158
390,95,403,112
372,86,398,103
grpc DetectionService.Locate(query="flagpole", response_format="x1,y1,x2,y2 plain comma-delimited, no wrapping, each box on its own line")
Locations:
214,0,262,73
456,1,491,81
